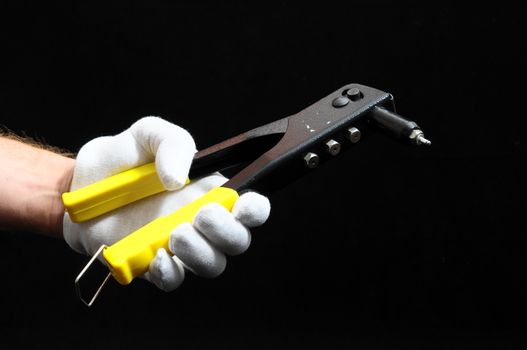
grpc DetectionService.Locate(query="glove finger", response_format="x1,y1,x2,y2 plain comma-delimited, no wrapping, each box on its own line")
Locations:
169,222,226,278
130,117,196,191
71,131,149,189
193,203,251,256
147,248,185,292
232,192,271,227
163,172,227,206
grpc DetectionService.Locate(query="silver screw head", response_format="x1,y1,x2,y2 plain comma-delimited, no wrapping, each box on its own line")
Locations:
303,152,319,168
346,88,363,101
347,127,361,143
332,96,350,108
325,139,341,155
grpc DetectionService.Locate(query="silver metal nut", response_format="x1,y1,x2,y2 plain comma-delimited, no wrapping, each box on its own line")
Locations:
325,139,341,156
347,127,361,143
409,129,424,141
408,129,431,145
303,152,319,168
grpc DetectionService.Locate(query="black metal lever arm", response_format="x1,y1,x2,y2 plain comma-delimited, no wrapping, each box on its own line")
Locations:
212,83,430,193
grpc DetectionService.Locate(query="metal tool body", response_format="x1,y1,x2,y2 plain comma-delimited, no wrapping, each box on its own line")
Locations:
64,83,430,306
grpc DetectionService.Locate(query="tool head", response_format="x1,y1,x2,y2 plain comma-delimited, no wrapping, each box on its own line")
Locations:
194,84,396,193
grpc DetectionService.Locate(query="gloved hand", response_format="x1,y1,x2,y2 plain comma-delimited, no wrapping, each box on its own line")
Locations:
63,117,270,291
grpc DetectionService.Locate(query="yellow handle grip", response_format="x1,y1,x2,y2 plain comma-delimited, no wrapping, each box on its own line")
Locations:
62,162,188,222
102,186,239,285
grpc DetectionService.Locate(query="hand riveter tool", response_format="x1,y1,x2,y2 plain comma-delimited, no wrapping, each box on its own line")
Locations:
62,83,431,306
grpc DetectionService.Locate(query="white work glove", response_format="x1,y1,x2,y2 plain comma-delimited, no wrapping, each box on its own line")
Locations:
63,117,270,291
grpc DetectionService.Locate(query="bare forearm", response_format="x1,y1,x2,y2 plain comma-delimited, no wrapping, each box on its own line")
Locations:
0,137,74,237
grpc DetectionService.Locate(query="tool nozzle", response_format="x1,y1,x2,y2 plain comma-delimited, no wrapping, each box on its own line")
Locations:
370,106,431,146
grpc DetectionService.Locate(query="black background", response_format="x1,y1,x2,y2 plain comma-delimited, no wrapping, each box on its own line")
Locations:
1,1,526,349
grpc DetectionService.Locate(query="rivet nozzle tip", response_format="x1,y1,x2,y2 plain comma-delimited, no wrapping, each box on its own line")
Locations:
416,134,431,146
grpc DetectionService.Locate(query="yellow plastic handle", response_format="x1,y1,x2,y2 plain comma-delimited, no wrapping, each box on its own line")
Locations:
102,186,238,285
62,161,239,285
62,162,189,222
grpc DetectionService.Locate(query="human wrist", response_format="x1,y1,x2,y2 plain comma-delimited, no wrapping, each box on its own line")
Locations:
41,152,75,237
0,137,75,237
